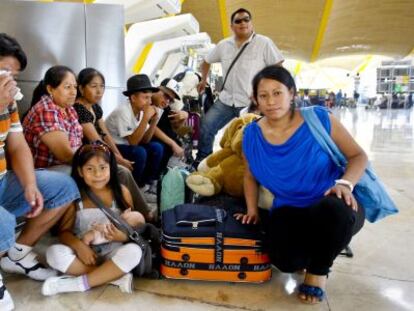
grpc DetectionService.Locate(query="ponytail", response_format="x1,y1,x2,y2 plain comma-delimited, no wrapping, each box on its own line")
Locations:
30,80,47,108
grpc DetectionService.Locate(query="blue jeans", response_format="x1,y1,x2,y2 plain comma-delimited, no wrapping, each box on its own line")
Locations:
0,170,80,252
117,141,164,186
197,99,243,160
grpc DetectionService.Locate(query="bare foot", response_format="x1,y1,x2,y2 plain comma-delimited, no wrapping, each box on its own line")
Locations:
298,273,327,304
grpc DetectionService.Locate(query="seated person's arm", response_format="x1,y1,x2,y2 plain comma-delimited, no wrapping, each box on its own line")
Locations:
126,119,148,145
7,131,43,217
235,157,260,225
330,114,368,185
98,120,134,170
169,110,189,130
40,131,74,163
58,204,97,266
141,106,158,144
154,127,184,157
7,131,37,190
126,106,156,145
99,120,122,155
81,122,102,142
121,184,134,209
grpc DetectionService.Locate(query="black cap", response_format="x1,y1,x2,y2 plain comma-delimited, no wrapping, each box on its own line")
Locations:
123,74,159,96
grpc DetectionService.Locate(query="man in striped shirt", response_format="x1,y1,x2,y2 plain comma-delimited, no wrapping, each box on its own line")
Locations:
0,33,80,311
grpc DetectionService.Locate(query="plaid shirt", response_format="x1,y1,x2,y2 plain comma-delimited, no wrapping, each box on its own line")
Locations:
23,95,83,168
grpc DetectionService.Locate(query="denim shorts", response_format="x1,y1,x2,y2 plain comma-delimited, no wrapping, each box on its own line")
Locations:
0,169,80,252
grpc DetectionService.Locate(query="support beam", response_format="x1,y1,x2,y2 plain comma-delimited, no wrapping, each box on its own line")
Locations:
132,42,154,74
217,0,230,39
310,0,333,62
356,55,373,74
293,61,302,77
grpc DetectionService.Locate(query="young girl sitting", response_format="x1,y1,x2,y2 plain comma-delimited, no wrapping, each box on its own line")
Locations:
43,142,145,295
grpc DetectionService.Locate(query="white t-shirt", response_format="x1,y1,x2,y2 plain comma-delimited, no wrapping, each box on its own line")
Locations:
205,33,284,108
105,103,148,145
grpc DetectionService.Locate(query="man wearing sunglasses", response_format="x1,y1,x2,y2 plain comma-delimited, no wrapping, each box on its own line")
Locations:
195,8,284,166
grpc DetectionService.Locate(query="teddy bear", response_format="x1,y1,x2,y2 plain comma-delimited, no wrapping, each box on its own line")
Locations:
186,113,274,209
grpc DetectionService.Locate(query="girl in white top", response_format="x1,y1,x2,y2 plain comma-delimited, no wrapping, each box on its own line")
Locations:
43,142,145,295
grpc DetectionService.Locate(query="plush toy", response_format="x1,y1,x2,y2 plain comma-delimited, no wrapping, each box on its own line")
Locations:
186,114,274,209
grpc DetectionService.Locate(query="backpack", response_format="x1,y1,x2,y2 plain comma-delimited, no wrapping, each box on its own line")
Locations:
159,167,194,214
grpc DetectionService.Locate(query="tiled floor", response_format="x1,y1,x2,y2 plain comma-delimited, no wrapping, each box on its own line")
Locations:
3,107,414,311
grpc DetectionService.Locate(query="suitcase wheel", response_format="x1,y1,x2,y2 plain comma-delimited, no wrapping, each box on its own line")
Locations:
240,257,248,265
182,254,190,262
180,268,189,276
238,272,247,280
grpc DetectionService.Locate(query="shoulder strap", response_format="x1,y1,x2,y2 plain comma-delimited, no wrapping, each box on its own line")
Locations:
85,190,148,249
220,34,256,92
75,199,84,211
300,107,347,168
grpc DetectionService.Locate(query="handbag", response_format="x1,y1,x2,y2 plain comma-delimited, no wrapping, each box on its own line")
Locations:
85,190,161,277
301,107,398,223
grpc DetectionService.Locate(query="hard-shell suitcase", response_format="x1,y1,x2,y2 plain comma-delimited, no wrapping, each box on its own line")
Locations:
160,204,271,283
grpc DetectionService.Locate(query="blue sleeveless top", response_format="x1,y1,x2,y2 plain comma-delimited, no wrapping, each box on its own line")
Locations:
242,106,342,210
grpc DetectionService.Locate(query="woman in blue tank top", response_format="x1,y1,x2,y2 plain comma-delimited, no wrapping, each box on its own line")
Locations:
240,65,367,304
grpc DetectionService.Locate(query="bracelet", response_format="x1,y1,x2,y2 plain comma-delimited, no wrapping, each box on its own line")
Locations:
335,179,354,192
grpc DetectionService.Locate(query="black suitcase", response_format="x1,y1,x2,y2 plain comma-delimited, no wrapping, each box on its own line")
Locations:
160,204,271,282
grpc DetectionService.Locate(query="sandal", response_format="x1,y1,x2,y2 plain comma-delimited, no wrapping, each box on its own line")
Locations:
298,283,325,304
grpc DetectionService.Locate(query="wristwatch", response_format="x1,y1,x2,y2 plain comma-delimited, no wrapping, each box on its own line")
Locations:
335,179,354,192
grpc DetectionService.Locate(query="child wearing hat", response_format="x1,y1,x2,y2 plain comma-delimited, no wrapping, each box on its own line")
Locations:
105,74,164,203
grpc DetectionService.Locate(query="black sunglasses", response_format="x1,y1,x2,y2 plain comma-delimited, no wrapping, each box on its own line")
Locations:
233,17,251,24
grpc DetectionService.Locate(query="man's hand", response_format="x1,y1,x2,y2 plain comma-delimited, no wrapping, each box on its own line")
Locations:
168,110,188,126
171,142,184,157
143,105,157,121
24,184,44,218
0,74,17,111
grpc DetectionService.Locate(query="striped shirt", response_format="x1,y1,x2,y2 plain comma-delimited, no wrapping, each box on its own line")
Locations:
0,102,23,179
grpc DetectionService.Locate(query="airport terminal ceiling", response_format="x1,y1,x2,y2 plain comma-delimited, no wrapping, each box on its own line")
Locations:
181,0,414,62
56,0,414,64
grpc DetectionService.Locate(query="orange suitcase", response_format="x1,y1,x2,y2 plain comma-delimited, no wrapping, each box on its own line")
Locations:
160,204,271,283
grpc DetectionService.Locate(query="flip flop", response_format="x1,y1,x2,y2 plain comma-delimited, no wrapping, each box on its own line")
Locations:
298,283,325,304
